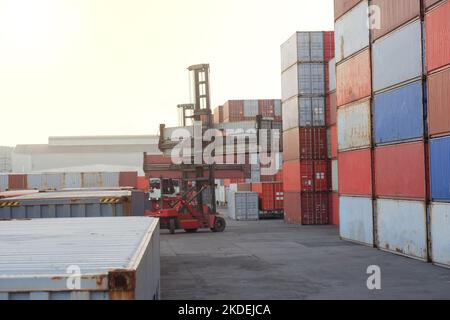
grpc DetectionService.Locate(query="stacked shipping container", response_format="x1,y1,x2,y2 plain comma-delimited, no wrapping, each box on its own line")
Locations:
335,0,450,266
217,100,282,123
281,31,334,225
426,0,450,268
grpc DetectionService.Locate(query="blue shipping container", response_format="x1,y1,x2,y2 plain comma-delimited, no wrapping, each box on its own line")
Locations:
374,81,424,145
430,136,450,201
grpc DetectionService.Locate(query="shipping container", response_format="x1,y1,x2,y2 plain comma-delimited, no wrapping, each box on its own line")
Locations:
223,100,245,122
323,31,335,62
282,96,325,131
338,148,373,196
243,100,259,118
334,0,364,21
335,0,370,63
330,192,339,226
63,173,82,189
425,0,450,73
0,190,146,220
374,142,426,200
424,0,444,10
251,182,284,211
280,32,325,72
284,192,302,224
337,99,371,151
213,105,223,124
430,202,450,268
328,58,336,92
8,174,27,190
281,63,325,101
237,183,252,192
258,100,275,118
283,160,328,193
339,196,374,246
301,192,329,225
373,81,424,145
371,0,421,41
283,128,327,161
430,136,450,201
427,67,450,137
119,172,138,188
330,125,338,159
329,92,337,125
372,20,423,92
331,159,338,192
0,175,7,192
0,217,160,300
336,49,372,106
376,199,428,261
228,191,259,221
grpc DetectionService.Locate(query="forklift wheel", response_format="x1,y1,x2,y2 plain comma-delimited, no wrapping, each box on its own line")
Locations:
184,229,198,233
169,219,176,235
212,216,226,233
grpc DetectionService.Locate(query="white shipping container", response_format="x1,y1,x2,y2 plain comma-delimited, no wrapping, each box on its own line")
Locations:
281,32,325,72
376,199,428,261
0,174,7,192
332,159,338,192
281,63,325,101
431,202,450,268
372,20,423,92
335,0,370,63
0,217,160,300
338,99,371,151
228,192,259,221
340,196,374,246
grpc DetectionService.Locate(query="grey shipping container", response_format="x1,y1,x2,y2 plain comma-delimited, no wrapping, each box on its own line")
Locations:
0,217,160,300
281,63,325,101
282,96,325,131
372,20,423,92
281,32,325,72
0,190,146,220
228,191,259,221
243,100,259,117
0,175,8,192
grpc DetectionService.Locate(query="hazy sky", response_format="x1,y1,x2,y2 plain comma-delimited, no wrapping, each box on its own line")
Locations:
0,0,334,146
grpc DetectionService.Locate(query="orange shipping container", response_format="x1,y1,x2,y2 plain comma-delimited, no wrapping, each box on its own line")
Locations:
428,66,450,137
426,0,450,73
336,49,372,107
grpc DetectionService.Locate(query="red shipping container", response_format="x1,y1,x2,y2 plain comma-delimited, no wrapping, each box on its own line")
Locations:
323,31,335,62
428,66,450,137
301,193,330,226
137,176,149,192
283,160,328,193
223,100,244,122
426,0,450,73
283,128,328,161
325,95,331,126
275,170,283,182
119,172,138,188
259,100,275,118
374,142,426,200
330,125,338,159
325,64,330,94
330,192,340,226
338,148,373,196
334,0,362,20
8,174,27,190
144,154,173,165
425,0,444,9
329,91,337,125
252,182,284,211
336,49,372,107
284,192,302,224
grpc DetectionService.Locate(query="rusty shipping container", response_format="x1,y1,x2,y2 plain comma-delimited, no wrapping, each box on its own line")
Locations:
425,0,450,73
119,172,138,188
374,142,426,200
337,99,371,151
371,0,421,41
8,175,27,190
338,149,373,196
428,67,450,137
0,217,160,300
336,49,372,107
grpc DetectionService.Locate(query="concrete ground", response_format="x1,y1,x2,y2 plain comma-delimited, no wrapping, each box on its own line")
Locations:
160,212,450,300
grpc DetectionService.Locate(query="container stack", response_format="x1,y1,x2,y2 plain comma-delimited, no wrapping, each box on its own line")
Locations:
217,100,282,124
328,60,338,226
281,31,334,225
426,0,450,268
334,0,374,246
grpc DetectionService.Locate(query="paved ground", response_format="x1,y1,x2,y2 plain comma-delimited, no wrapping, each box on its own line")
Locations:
161,213,450,300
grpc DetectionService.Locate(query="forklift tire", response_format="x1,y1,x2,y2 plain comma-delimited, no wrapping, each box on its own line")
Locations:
169,219,176,235
212,216,226,233
184,229,198,233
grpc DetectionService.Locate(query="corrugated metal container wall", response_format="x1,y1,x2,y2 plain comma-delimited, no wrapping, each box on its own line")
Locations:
8,174,27,190
63,173,82,189
0,217,160,300
371,0,421,41
430,136,450,201
329,91,337,125
337,99,371,151
330,192,339,226
119,172,138,188
274,100,282,117
331,159,339,192
424,0,444,9
283,128,327,161
44,173,63,190
27,174,43,190
373,81,424,145
283,160,328,193
228,192,259,221
334,0,370,63
374,142,426,200
328,58,336,92
376,199,428,260
301,193,329,225
425,0,450,73
284,192,302,224
282,96,325,130
323,31,335,62
223,100,244,122
430,202,450,268
336,49,372,106
427,67,450,137
244,100,259,117
334,0,364,20
0,175,8,192
282,64,325,101
258,100,275,118
339,196,374,246
330,125,338,159
281,32,325,72
372,20,423,92
338,149,373,196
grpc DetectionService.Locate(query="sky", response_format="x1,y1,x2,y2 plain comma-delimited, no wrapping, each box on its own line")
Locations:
0,0,334,146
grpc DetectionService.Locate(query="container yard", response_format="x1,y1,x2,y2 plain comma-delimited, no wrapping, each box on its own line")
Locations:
0,0,449,305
